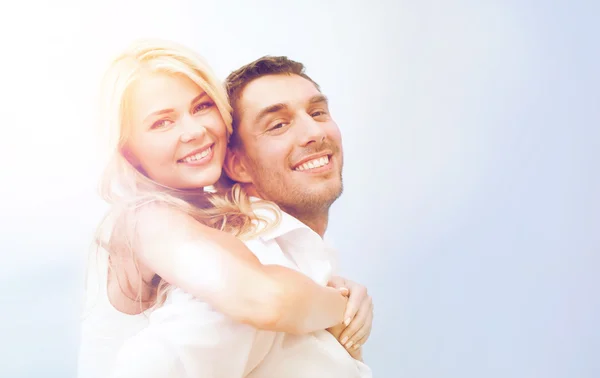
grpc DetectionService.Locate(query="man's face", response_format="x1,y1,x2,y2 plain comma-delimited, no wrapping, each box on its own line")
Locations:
228,74,343,215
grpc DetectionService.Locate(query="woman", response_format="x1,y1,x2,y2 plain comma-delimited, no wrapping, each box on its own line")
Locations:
78,39,371,378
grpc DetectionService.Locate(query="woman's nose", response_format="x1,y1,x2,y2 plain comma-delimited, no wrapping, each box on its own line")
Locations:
179,116,207,143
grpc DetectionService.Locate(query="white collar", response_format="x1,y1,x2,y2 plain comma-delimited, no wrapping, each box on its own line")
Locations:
249,197,320,241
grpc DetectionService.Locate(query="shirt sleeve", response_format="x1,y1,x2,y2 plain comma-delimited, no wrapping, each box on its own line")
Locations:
323,242,341,276
356,360,373,378
110,291,259,378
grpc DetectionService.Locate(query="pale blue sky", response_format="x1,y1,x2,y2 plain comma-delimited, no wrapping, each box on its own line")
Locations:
0,1,598,377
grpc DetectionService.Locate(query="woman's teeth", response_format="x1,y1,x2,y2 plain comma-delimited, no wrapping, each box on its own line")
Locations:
180,147,211,163
294,155,329,171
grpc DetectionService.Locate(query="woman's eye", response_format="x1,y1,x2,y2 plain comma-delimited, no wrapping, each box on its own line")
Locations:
193,101,214,113
151,119,172,129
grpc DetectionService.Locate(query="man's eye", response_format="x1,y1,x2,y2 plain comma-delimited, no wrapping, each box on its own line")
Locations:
269,122,286,131
151,119,172,129
311,110,327,118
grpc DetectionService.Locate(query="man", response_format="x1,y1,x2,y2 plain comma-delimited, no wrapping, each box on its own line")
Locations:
223,56,373,376
112,56,373,378
225,55,373,354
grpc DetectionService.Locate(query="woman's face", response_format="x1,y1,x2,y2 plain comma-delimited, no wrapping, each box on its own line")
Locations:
125,72,228,190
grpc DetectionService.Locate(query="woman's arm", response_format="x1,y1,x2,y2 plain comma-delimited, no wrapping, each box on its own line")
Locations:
133,203,347,335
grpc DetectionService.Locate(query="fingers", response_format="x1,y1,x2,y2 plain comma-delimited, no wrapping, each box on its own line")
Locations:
329,279,349,297
343,285,367,325
339,295,372,349
349,332,369,353
347,307,373,351
327,276,346,289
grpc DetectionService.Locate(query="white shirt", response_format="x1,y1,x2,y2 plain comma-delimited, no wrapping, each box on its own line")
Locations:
77,248,151,378
110,206,372,378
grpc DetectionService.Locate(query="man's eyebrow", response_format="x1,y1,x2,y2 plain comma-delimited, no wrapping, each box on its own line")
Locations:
309,94,329,105
254,103,288,124
252,95,328,124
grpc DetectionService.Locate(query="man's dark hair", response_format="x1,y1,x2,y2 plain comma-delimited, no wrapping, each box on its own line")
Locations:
225,56,320,147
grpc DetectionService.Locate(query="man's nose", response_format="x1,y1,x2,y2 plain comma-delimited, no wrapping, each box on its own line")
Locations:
179,115,207,143
297,113,326,147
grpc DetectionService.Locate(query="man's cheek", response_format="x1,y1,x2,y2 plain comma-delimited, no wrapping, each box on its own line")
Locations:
327,132,343,148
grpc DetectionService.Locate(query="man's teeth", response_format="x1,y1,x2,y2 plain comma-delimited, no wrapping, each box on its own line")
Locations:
295,156,329,171
181,147,211,163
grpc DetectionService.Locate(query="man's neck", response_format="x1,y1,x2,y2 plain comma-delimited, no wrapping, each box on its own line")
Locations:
290,213,329,238
283,208,329,238
244,185,329,237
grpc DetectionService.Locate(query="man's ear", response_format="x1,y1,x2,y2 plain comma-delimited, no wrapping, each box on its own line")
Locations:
223,148,253,184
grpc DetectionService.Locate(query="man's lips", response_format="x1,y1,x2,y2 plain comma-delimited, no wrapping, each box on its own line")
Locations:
292,152,332,171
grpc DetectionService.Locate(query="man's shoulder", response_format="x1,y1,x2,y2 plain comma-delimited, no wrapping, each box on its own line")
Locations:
248,200,315,242
241,237,270,253
241,236,297,269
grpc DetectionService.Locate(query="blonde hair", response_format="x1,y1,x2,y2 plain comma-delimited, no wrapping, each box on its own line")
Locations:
94,38,278,311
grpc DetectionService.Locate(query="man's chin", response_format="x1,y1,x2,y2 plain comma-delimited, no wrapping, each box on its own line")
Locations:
304,186,342,207
257,178,342,208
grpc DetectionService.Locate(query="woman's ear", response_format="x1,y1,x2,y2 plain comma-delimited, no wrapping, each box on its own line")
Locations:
223,149,252,184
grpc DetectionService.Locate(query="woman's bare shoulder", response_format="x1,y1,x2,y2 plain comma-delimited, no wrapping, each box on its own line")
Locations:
134,200,255,262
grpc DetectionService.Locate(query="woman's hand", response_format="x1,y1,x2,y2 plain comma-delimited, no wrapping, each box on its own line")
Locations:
327,276,374,354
